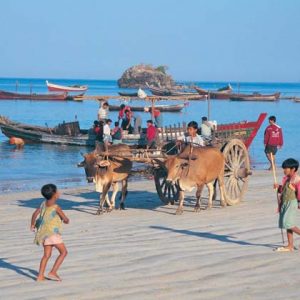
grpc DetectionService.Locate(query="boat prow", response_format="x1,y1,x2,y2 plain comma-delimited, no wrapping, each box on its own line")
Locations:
46,80,88,94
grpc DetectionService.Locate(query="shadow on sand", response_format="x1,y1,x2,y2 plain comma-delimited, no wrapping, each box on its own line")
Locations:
17,190,163,215
0,258,38,281
150,225,277,249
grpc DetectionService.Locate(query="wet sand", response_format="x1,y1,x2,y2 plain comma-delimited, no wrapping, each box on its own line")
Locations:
1,170,299,300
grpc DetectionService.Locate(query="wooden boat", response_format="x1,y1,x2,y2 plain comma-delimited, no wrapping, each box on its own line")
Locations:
293,97,300,103
229,92,280,102
109,103,185,112
118,92,138,97
0,113,267,148
46,80,88,94
194,84,233,99
0,90,67,101
147,84,199,97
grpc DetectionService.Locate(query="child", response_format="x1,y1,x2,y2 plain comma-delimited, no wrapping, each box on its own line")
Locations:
177,121,205,146
274,158,300,252
103,119,112,146
146,120,157,149
31,184,69,281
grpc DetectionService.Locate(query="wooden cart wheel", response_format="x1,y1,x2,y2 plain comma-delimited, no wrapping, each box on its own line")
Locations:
154,168,180,205
222,139,251,206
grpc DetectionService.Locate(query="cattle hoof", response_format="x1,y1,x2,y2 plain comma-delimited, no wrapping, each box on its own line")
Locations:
206,205,212,210
194,205,201,212
106,207,113,213
96,209,104,215
119,203,125,210
175,209,183,215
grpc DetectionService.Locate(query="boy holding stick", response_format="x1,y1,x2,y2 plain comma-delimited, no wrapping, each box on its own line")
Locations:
273,158,300,252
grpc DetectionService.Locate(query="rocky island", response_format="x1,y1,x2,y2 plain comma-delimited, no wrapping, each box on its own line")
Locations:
117,64,175,88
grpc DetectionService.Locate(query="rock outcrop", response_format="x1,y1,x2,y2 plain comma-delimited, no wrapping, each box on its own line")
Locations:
117,64,175,88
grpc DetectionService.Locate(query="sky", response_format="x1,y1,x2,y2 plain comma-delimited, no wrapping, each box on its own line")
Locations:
0,0,300,82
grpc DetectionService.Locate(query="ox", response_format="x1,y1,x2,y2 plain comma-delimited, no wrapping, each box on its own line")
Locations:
78,143,133,214
159,146,226,214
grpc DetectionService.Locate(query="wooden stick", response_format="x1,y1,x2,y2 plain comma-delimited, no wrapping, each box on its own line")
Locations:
270,152,284,244
270,153,277,188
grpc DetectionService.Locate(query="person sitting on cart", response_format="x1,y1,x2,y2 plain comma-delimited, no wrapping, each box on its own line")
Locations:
121,109,134,134
146,120,157,149
144,107,163,131
97,102,109,122
111,121,123,144
118,104,131,121
177,121,204,147
200,116,214,139
93,120,103,142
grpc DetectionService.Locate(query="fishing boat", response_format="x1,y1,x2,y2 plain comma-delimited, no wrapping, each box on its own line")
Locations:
229,92,280,102
109,103,185,112
0,90,67,101
118,91,138,97
0,113,267,148
46,80,88,94
147,84,200,97
194,84,233,99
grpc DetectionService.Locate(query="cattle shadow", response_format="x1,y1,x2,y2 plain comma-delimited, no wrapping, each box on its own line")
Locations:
0,258,38,281
150,226,276,249
17,193,100,215
17,190,164,215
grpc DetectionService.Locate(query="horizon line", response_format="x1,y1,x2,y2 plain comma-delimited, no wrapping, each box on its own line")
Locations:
0,76,299,85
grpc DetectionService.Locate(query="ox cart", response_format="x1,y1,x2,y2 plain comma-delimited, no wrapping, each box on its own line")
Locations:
97,113,267,207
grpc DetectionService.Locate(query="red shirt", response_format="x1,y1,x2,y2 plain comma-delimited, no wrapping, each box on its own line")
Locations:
264,124,283,147
147,125,156,141
118,106,131,119
153,109,160,117
94,126,101,135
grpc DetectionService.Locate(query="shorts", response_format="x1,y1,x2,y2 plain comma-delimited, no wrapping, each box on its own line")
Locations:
44,234,63,246
265,145,278,155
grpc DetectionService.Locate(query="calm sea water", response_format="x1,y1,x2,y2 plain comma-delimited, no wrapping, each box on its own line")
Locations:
0,78,299,193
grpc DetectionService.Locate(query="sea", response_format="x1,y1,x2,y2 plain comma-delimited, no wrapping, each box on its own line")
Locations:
0,78,299,193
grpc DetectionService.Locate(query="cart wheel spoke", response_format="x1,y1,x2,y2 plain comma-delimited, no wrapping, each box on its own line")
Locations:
222,139,250,206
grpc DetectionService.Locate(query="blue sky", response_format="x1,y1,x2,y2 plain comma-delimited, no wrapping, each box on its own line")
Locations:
1,0,300,82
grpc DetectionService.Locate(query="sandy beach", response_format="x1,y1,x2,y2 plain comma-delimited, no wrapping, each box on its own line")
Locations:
1,170,299,300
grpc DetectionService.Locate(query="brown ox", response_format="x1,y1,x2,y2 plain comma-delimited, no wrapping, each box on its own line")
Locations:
78,143,133,214
161,146,226,214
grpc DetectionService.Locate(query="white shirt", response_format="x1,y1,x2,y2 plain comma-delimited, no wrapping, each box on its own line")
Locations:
103,124,111,135
201,123,212,138
177,134,204,146
98,107,108,120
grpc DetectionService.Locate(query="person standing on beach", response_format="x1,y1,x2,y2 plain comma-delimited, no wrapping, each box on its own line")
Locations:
274,158,300,252
264,115,283,170
31,184,69,281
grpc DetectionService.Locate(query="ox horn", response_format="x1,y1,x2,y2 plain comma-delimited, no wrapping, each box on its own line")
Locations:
98,160,111,167
152,158,167,171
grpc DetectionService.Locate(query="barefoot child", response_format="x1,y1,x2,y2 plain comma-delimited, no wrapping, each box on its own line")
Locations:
31,184,69,281
274,158,300,252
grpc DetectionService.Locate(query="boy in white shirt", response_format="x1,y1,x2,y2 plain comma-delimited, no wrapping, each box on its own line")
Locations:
103,119,112,146
177,121,204,146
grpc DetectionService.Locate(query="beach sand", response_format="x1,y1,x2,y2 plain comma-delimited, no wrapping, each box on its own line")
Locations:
1,170,299,300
